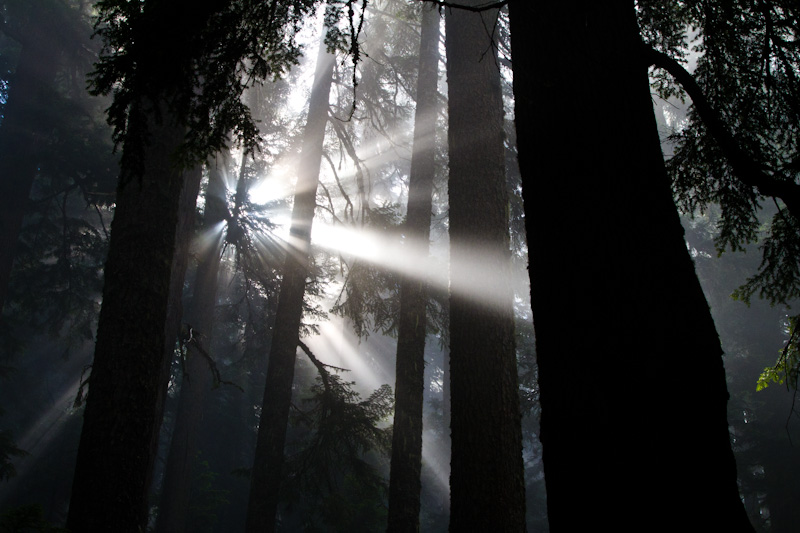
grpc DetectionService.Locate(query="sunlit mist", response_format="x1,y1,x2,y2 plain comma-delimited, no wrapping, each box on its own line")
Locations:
309,222,521,310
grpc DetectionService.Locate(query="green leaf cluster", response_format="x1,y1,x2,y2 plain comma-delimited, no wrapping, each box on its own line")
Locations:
756,314,800,391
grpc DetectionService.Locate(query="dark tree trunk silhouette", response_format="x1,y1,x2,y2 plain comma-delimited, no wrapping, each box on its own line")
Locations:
445,3,526,531
155,152,229,533
509,2,753,530
386,5,440,532
66,99,203,532
245,40,334,533
65,2,233,528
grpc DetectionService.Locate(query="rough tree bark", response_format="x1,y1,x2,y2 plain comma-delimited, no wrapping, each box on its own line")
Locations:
386,5,440,532
65,2,233,529
155,152,229,533
245,40,335,533
66,100,203,532
445,3,527,531
508,2,753,530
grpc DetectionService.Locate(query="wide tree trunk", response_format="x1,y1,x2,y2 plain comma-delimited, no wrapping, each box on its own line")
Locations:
445,3,527,531
509,2,752,530
386,5,440,532
66,100,203,532
155,152,229,533
245,40,334,533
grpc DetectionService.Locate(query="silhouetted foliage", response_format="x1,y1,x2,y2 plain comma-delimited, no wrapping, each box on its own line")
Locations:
0,504,66,533
283,346,392,532
89,0,324,176
639,0,800,389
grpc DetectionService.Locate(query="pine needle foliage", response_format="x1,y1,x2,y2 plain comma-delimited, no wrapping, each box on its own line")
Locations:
7,189,109,350
88,0,323,177
186,456,231,533
638,0,800,389
756,314,800,392
282,346,392,530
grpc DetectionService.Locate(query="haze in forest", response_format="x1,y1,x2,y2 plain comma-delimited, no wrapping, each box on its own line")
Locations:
0,1,798,532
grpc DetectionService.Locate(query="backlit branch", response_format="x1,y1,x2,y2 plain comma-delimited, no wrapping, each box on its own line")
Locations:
646,46,800,220
421,0,508,12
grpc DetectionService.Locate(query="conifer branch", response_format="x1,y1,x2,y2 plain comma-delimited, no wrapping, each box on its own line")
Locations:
420,0,508,12
646,46,800,220
181,325,244,392
297,339,350,395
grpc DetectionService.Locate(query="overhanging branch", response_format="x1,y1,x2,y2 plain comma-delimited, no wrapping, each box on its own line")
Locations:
420,0,508,12
646,46,800,219
297,339,350,397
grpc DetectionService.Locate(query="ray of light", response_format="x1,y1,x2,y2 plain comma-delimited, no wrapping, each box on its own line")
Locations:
248,160,296,206
0,367,85,505
309,222,522,310
301,318,393,396
421,430,451,503
297,302,453,497
213,158,238,196
14,376,81,455
193,221,226,258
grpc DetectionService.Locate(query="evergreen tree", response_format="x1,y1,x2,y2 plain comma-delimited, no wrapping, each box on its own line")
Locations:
683,209,800,532
509,2,751,530
0,0,111,316
386,4,440,531
67,1,322,530
0,0,95,313
446,2,526,530
642,0,800,390
155,152,230,533
246,36,336,533
66,103,204,532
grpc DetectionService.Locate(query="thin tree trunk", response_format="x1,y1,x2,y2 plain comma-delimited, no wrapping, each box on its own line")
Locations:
245,39,335,533
386,5,440,532
509,2,752,530
445,4,526,531
66,100,203,532
155,152,229,533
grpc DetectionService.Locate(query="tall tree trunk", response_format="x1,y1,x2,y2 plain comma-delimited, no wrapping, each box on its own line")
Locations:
0,6,62,313
445,4,527,531
509,2,752,530
245,40,334,533
155,152,229,533
386,5,440,532
66,100,203,532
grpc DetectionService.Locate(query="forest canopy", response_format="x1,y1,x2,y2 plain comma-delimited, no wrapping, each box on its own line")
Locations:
0,1,798,532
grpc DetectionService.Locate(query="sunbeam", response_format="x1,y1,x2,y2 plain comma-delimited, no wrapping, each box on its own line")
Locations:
301,317,393,396
309,221,522,310
248,161,296,206
421,431,451,506
193,221,226,258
